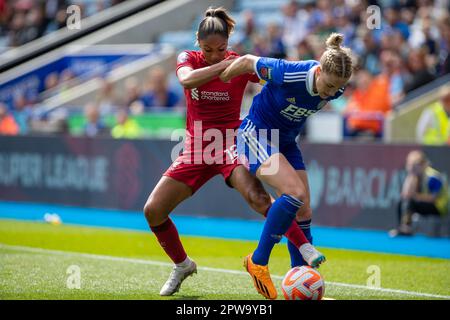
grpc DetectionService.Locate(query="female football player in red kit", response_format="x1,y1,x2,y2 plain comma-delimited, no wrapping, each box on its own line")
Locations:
143,7,324,297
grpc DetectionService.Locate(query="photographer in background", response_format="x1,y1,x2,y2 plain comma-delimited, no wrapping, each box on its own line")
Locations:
390,150,448,237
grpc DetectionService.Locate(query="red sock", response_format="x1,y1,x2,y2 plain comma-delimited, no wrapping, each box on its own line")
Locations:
263,205,309,248
285,219,309,247
150,218,187,264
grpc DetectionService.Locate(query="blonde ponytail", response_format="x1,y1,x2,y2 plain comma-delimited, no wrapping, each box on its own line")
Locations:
320,33,353,79
325,33,344,50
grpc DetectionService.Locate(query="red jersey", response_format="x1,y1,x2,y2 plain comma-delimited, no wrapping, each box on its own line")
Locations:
164,50,258,191
176,50,259,138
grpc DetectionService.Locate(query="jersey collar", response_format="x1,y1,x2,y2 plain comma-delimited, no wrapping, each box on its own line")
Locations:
306,65,320,97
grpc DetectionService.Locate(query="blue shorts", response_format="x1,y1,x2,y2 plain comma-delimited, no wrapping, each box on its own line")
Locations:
237,118,306,174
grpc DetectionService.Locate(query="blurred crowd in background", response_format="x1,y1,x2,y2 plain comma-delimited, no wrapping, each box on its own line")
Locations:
231,0,450,141
0,0,125,49
0,0,449,144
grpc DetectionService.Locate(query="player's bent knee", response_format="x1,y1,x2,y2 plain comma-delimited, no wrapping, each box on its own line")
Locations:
297,207,312,221
248,189,271,215
143,202,153,222
143,201,167,227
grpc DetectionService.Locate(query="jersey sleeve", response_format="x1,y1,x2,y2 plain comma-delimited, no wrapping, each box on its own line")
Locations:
176,51,194,72
254,57,312,86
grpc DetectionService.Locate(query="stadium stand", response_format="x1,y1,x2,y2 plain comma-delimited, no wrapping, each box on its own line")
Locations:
154,0,450,143
0,0,449,141
0,0,164,70
0,0,232,137
0,0,126,51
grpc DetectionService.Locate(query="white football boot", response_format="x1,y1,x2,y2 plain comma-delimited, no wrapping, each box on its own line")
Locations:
159,258,197,296
299,243,326,268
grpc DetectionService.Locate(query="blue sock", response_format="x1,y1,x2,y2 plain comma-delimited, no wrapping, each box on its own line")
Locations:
287,219,313,267
252,194,303,266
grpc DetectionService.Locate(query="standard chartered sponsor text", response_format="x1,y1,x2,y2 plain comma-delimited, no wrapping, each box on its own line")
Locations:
200,91,230,101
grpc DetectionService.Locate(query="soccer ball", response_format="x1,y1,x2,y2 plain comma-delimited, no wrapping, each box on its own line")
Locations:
281,266,325,300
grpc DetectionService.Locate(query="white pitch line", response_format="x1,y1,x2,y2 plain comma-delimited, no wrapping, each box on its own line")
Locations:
1,243,449,300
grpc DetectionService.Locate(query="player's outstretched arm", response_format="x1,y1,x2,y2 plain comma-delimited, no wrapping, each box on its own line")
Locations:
219,54,259,83
177,56,237,89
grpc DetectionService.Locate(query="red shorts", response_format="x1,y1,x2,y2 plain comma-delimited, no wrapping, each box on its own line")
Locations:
163,143,240,194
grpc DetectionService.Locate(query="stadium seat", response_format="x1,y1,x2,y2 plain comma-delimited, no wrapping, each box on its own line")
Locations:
253,12,285,28
158,31,196,51
237,0,290,13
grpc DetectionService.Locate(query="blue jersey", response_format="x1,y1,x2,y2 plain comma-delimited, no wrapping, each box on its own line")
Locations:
248,57,345,142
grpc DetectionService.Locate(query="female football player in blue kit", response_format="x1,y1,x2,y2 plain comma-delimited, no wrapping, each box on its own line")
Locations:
219,33,354,299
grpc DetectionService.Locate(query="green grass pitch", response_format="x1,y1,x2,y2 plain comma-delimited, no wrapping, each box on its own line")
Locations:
0,219,449,300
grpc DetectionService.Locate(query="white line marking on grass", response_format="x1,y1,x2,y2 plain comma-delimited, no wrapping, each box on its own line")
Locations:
1,243,449,300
